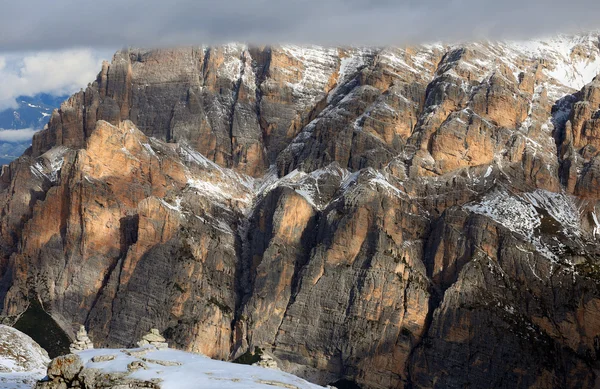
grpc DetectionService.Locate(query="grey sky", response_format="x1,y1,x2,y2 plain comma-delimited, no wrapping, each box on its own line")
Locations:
1,0,600,51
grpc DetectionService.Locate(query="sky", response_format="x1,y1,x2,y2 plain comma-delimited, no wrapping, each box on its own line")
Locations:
0,49,110,111
0,0,599,114
0,128,38,142
2,0,600,51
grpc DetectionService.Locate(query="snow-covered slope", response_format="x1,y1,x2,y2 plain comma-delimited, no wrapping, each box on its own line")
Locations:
422,32,600,102
0,325,50,389
44,347,328,389
505,32,600,90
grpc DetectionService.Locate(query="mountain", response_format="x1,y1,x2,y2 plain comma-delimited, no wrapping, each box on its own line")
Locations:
0,94,68,165
1,32,600,388
0,325,50,389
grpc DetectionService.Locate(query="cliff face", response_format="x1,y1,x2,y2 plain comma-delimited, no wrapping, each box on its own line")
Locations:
2,33,600,388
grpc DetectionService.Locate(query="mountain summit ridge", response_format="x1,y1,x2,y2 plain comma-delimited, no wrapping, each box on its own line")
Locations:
2,32,600,388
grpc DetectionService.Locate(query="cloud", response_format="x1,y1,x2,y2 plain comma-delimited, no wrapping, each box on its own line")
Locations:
0,128,38,143
0,0,599,51
0,49,109,110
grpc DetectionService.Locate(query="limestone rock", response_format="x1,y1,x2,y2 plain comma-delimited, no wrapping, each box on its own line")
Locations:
137,329,168,350
47,354,83,382
127,360,148,371
0,325,50,388
91,355,115,363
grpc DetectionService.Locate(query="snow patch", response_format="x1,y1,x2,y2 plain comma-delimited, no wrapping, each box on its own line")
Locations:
369,171,405,198
187,178,251,206
76,347,326,389
505,33,600,91
255,164,350,211
465,188,541,239
216,43,246,83
484,166,493,178
280,45,339,108
327,48,372,103
592,211,600,238
464,187,587,261
522,190,580,236
29,146,69,183
141,143,156,157
0,325,50,389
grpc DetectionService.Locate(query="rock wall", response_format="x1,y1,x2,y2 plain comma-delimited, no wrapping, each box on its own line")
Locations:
3,34,600,388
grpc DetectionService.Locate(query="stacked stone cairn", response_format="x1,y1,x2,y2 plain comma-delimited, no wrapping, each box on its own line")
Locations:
69,325,94,353
252,352,279,370
137,328,169,350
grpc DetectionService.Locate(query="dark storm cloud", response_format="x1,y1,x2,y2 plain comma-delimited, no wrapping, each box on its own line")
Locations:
1,0,600,50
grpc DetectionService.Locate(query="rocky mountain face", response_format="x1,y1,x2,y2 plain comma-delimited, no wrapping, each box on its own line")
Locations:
1,33,600,388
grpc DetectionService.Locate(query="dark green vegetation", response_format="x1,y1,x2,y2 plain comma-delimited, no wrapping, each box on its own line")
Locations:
14,299,71,358
233,346,263,365
330,379,362,389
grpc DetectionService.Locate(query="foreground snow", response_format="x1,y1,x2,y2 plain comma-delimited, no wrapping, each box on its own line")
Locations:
76,347,327,389
0,325,50,389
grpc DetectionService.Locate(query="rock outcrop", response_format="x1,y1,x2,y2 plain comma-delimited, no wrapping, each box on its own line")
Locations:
0,325,50,389
2,33,600,389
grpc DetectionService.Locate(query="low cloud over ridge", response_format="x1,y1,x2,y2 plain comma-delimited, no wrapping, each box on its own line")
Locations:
1,0,599,51
0,49,108,110
0,128,38,143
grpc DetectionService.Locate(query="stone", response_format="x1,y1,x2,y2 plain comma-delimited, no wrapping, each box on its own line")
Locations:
47,354,83,382
137,328,169,350
151,342,168,350
91,355,116,363
141,358,182,367
127,361,148,371
69,326,94,353
142,330,165,343
77,368,99,388
0,325,50,388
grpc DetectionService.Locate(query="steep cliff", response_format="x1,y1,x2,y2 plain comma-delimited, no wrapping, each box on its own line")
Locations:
2,33,600,388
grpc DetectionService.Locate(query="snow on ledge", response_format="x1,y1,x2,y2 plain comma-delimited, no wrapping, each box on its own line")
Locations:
75,347,327,389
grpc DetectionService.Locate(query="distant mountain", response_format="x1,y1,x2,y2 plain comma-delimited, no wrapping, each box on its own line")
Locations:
0,93,67,165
